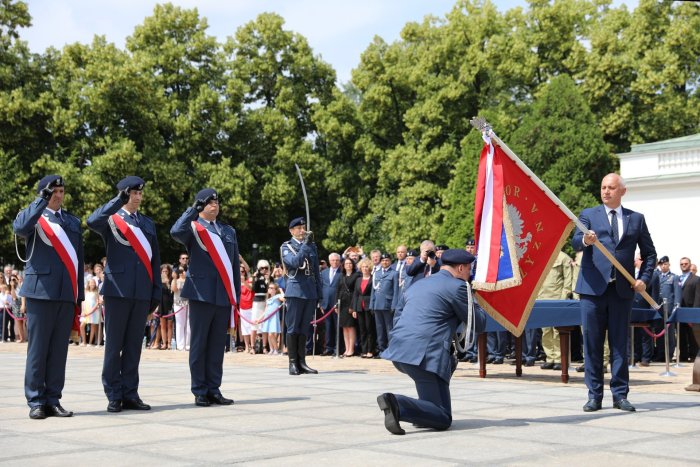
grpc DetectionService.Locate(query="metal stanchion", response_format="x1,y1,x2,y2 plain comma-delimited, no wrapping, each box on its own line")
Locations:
334,299,341,359
628,325,639,370
659,298,676,377
1,307,6,343
672,321,684,368
184,305,189,351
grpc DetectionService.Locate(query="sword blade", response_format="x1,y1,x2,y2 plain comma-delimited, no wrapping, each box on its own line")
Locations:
294,163,311,231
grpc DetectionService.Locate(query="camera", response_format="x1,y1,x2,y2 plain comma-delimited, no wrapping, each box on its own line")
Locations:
427,250,436,260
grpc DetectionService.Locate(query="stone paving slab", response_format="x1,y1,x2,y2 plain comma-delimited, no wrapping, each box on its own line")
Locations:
0,344,699,466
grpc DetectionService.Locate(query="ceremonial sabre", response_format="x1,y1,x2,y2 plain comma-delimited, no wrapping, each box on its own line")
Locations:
295,163,311,231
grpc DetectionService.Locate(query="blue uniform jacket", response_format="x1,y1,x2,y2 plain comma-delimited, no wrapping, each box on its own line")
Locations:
572,205,656,299
170,208,241,307
369,268,398,311
319,267,341,309
281,238,321,300
382,270,469,383
13,197,84,303
87,196,161,302
658,271,682,308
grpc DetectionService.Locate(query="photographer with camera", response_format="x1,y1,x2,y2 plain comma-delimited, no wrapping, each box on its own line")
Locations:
405,240,441,284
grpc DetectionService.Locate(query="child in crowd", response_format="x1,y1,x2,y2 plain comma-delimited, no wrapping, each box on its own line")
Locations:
80,278,101,346
260,282,284,355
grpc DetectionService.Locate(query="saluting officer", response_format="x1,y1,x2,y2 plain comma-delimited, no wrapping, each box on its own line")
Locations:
14,175,84,419
87,176,161,413
171,188,240,407
281,217,322,375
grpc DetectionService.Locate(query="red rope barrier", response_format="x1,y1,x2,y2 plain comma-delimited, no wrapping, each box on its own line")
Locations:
642,324,667,339
255,305,282,325
310,306,336,325
4,306,27,322
157,305,187,319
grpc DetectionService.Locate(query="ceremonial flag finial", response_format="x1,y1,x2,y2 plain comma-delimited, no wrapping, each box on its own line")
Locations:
469,116,491,133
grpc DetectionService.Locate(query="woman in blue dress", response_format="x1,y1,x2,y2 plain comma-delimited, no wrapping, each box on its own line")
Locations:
260,282,284,355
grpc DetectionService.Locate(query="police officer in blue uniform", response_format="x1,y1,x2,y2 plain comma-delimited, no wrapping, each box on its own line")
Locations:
87,176,161,413
378,249,483,434
369,253,398,354
280,217,322,375
14,175,84,419
171,188,240,406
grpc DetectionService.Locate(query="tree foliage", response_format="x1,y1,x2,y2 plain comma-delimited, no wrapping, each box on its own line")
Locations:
0,0,698,266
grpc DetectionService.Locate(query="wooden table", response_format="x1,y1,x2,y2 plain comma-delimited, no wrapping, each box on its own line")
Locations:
668,308,700,392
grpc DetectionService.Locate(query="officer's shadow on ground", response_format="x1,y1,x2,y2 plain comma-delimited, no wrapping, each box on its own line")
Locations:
444,400,699,432
78,397,310,416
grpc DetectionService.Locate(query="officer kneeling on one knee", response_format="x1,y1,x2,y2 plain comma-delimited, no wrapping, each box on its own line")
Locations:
280,217,322,375
377,249,486,434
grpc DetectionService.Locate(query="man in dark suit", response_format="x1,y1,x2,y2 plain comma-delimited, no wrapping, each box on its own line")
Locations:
678,257,700,361
88,176,161,413
632,255,660,366
405,240,441,284
280,217,322,375
378,249,484,434
171,188,240,406
14,175,84,419
573,173,656,413
319,252,341,355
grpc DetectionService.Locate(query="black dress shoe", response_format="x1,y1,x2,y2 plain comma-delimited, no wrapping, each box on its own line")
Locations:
195,395,211,407
107,400,123,413
541,362,555,370
377,393,405,435
613,399,636,412
524,360,535,367
552,363,562,371
575,365,585,372
45,404,73,417
492,358,504,364
29,406,47,420
123,398,151,410
583,399,602,412
208,393,234,405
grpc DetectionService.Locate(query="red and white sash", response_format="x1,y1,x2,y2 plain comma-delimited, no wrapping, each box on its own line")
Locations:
38,216,79,303
192,221,237,307
111,213,153,282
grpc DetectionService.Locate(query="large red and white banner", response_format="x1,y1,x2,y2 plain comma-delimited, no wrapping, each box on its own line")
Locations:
473,134,574,336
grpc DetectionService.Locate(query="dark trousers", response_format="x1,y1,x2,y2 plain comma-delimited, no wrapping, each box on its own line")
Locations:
374,309,393,352
3,309,15,341
487,331,508,358
102,296,149,401
522,328,540,364
392,361,452,430
285,297,315,336
581,285,632,402
634,323,655,363
679,323,699,362
323,308,337,353
189,300,229,397
357,310,376,354
24,299,73,407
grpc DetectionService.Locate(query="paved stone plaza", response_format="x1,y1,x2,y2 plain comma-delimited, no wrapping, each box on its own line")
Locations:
0,344,699,466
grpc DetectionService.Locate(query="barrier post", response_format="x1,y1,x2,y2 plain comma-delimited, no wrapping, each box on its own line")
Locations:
1,307,6,343
659,298,676,377
628,325,639,370
672,322,684,368
334,299,341,359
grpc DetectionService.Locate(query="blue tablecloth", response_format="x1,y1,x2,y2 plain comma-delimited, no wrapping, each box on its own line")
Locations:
483,300,661,333
667,307,700,324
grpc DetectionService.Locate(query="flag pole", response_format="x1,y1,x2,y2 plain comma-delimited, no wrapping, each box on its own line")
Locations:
469,117,659,310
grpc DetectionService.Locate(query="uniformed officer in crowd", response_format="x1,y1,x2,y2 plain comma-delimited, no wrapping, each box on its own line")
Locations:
171,188,240,406
393,249,418,325
539,250,573,370
369,252,398,355
655,255,682,361
87,176,161,413
280,217,322,375
14,175,84,419
378,249,485,434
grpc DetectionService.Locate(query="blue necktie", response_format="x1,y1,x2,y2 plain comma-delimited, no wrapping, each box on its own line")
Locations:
610,210,618,280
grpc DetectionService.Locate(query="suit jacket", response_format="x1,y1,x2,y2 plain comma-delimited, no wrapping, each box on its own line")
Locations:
13,197,84,303
633,268,660,309
351,274,372,312
405,257,441,284
320,267,341,309
170,208,241,307
382,269,469,383
280,237,321,300
681,273,700,308
369,268,397,311
87,196,161,302
572,205,656,299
